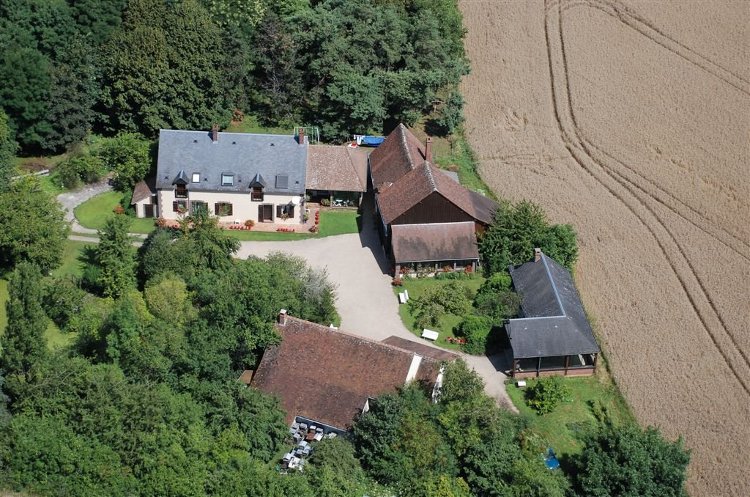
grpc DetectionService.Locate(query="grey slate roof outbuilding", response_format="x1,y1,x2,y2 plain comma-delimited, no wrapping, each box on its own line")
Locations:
156,130,307,195
506,250,600,359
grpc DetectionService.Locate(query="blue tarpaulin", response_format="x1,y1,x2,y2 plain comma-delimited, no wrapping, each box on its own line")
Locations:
360,136,385,147
544,448,560,470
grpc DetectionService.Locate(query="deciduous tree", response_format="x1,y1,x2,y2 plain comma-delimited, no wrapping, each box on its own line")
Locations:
570,424,690,497
479,200,578,275
0,178,69,272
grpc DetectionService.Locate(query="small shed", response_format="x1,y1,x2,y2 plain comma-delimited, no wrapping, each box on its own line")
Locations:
306,145,368,206
505,249,600,378
131,176,158,218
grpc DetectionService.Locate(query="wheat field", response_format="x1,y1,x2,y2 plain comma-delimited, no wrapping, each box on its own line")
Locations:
459,1,750,495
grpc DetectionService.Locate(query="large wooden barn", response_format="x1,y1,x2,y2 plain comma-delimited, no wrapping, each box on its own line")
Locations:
368,124,497,274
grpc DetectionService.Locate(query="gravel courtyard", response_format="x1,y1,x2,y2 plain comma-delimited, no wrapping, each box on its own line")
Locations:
235,196,515,409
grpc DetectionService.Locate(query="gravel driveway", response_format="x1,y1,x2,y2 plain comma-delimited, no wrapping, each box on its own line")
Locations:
56,178,113,234
236,195,516,410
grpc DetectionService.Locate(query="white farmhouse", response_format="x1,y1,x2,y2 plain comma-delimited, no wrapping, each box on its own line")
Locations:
132,125,308,225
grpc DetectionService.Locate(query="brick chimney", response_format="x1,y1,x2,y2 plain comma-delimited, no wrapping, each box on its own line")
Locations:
534,248,542,262
278,309,288,326
297,127,305,145
425,137,433,162
211,123,219,143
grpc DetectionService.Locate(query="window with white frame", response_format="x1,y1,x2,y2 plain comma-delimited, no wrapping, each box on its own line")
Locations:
221,174,234,186
191,173,200,183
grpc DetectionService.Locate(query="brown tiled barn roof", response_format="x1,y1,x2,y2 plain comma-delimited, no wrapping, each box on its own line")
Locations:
369,124,427,189
307,145,368,193
377,162,497,225
391,222,480,264
381,336,460,362
251,315,441,429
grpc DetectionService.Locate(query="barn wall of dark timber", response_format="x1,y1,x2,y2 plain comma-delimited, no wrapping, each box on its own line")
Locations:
391,192,473,225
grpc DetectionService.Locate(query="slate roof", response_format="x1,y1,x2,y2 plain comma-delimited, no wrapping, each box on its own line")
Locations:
251,315,440,429
505,251,600,359
155,129,307,195
131,176,156,204
369,123,427,189
391,222,479,264
377,162,497,225
307,145,368,193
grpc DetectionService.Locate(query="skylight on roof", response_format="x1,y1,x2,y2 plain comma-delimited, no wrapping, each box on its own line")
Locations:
275,174,288,189
221,174,234,186
192,173,200,183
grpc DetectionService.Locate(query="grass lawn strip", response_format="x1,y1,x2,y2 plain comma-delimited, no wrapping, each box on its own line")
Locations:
393,275,485,351
506,374,635,457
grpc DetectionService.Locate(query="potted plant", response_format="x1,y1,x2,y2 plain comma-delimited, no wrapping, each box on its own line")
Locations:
245,219,255,230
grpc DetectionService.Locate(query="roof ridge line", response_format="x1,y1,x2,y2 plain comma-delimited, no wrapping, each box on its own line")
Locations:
424,163,437,191
540,254,566,317
399,126,416,171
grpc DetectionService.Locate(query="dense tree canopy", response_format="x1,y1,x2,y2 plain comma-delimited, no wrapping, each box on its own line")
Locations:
1,0,469,153
0,109,15,187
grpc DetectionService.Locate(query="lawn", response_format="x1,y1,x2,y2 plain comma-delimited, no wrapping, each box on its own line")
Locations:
75,190,158,234
76,192,361,241
506,374,635,457
394,275,485,351
225,116,291,135
52,240,95,279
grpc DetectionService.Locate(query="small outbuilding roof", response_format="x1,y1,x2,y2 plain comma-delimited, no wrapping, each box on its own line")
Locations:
155,129,307,195
307,145,368,193
391,222,479,264
251,315,441,429
506,250,600,359
131,177,156,205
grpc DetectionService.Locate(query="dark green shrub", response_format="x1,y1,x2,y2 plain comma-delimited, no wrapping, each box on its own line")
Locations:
524,377,571,414
456,315,492,355
473,272,521,323
43,276,87,329
55,154,105,189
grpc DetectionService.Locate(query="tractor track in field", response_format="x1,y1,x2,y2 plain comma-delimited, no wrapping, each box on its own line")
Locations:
544,0,750,395
546,0,750,97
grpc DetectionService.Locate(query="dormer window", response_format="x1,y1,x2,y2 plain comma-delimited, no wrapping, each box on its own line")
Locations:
251,187,264,202
192,173,200,183
221,174,234,186
175,185,188,198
